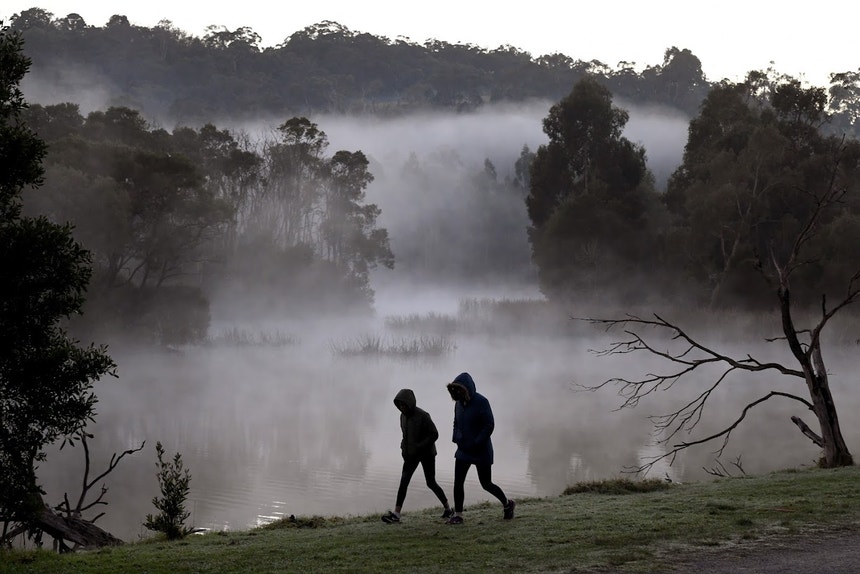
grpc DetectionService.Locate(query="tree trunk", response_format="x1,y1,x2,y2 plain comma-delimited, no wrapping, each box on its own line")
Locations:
780,286,853,467
807,348,853,467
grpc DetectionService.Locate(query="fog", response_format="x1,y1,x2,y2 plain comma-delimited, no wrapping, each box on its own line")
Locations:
37,318,860,541
27,90,852,543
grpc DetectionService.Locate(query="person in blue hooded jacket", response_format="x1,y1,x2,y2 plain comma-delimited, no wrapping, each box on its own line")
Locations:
444,372,515,524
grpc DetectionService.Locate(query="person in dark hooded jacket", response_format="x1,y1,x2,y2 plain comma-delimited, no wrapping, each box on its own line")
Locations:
381,388,452,524
444,372,515,524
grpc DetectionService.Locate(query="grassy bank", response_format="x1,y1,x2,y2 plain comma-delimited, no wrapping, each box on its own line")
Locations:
3,466,860,573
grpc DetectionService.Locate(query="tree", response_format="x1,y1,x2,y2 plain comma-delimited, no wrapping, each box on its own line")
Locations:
0,23,116,543
827,69,860,138
664,82,783,307
9,8,54,31
525,76,660,302
583,77,860,472
323,150,393,280
261,117,329,249
665,75,857,308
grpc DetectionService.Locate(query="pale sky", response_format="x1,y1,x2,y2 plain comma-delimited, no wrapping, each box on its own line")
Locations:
2,1,858,88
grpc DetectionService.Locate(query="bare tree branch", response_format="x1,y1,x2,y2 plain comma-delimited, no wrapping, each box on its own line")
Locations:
629,391,811,475
791,415,824,447
703,455,746,477
55,432,145,523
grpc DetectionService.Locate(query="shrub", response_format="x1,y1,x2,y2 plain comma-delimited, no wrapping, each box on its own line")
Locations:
143,441,192,540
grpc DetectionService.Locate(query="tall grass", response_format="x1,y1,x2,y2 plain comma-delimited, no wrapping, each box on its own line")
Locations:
204,327,300,347
329,334,455,358
456,296,582,336
381,297,577,340
383,312,458,335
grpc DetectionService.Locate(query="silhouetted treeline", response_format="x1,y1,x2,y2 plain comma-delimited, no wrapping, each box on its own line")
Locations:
13,8,860,135
10,8,715,120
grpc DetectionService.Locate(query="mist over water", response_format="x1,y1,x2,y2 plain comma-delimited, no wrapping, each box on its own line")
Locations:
37,311,860,541
26,90,849,541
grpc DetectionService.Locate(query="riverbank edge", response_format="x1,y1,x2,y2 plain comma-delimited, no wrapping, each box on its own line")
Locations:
2,465,859,573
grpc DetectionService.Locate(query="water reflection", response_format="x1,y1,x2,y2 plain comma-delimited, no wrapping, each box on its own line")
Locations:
36,325,860,541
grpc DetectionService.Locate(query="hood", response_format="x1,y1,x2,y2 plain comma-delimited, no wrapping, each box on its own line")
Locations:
394,388,416,411
448,372,476,401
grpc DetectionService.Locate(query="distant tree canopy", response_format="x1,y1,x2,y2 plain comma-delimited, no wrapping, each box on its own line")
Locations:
21,103,394,338
7,8,724,121
11,9,859,136
528,74,860,309
665,73,860,309
526,77,665,303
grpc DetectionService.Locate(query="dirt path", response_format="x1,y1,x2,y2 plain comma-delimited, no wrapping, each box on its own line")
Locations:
668,529,860,573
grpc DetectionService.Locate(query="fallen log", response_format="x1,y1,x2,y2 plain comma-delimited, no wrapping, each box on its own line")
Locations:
4,503,125,552
36,504,124,551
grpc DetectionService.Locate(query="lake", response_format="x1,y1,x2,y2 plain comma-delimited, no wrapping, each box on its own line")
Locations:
37,291,860,542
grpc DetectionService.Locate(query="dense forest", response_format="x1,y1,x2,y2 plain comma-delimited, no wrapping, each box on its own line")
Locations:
9,7,713,120
9,7,860,136
7,7,860,345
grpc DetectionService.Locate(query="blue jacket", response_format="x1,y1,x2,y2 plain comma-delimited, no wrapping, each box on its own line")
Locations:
448,372,494,465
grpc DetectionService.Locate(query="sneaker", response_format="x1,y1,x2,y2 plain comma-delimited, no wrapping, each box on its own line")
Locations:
445,515,464,525
441,508,454,519
503,499,516,520
381,511,400,524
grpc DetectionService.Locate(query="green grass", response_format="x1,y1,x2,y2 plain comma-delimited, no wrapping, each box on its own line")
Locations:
3,466,860,573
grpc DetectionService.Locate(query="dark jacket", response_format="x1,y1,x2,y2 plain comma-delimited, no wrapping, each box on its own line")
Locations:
394,388,439,460
448,372,494,465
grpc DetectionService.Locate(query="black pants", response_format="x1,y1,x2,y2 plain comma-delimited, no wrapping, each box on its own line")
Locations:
453,457,507,513
396,454,448,508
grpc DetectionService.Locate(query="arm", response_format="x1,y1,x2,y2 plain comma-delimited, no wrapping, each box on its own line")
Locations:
472,400,495,447
415,413,439,451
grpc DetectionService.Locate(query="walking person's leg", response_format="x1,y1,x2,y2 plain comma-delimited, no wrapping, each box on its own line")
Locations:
447,458,470,524
395,457,421,510
419,455,452,516
383,457,420,523
476,463,516,519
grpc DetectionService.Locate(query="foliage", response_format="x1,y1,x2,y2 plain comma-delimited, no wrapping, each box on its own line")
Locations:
7,12,726,120
0,22,115,535
143,442,192,541
19,103,231,343
212,117,393,316
21,103,395,331
526,76,664,302
665,74,860,309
